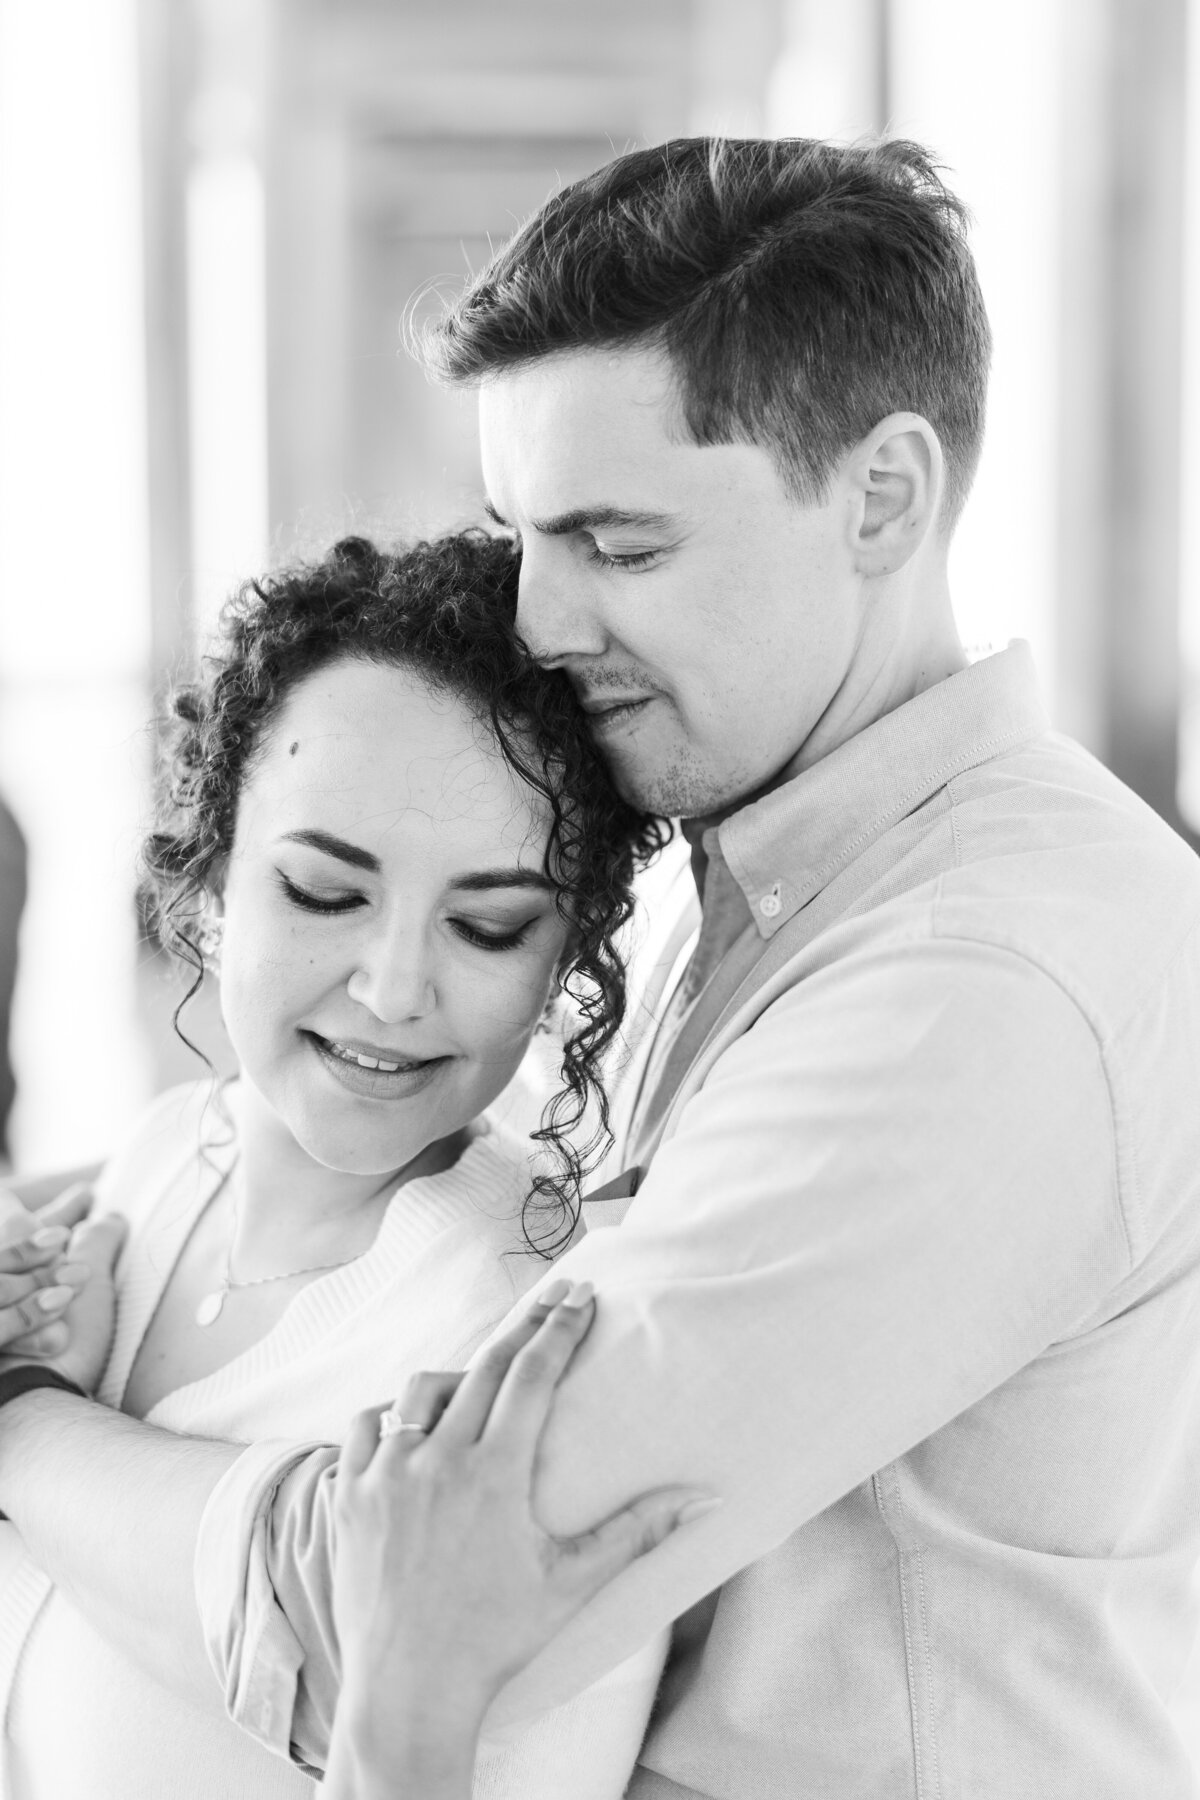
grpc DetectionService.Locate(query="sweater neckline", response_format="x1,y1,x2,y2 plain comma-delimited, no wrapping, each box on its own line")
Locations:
108,1122,529,1422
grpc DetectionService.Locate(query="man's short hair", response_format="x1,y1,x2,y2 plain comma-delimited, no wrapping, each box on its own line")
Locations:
421,136,993,529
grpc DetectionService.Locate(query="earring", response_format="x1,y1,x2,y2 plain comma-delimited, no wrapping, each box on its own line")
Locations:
196,916,224,963
536,977,572,1037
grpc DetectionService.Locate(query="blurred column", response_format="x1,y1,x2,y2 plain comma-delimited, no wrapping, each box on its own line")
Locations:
137,0,195,683
690,0,784,137
1178,2,1200,832
887,0,1065,711
0,0,154,1167
1056,0,1190,831
766,0,886,139
185,0,272,641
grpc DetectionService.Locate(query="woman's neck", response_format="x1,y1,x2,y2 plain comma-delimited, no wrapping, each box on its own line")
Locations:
222,1079,471,1274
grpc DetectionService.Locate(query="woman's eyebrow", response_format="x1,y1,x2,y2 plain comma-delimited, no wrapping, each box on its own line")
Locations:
280,828,380,872
280,836,551,894
448,868,555,894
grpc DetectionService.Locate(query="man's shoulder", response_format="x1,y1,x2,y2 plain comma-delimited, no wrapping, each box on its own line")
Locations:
934,728,1200,1012
950,726,1196,875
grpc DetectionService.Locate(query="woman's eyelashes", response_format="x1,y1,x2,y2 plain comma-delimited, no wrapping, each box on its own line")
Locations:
278,872,364,915
277,871,537,953
450,918,536,953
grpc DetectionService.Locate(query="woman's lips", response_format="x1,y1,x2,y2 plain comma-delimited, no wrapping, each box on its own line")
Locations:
305,1031,448,1099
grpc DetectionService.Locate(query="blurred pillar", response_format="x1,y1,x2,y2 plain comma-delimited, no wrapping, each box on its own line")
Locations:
1177,5,1200,832
766,0,886,139
0,0,155,1168
690,0,784,137
137,0,196,681
888,0,1064,705
185,0,272,639
1056,0,1191,835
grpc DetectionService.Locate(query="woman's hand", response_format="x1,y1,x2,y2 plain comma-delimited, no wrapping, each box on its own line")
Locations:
326,1279,713,1800
0,1184,96,1358
0,1189,126,1392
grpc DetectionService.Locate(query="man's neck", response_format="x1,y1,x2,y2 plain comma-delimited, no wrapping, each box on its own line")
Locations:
685,592,968,840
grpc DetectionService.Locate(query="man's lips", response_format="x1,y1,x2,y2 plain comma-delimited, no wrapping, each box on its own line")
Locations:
578,695,655,728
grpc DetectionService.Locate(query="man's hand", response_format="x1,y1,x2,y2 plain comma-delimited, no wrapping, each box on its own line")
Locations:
0,1189,126,1393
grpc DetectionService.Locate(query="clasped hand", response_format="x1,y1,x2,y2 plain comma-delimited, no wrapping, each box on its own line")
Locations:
0,1184,126,1391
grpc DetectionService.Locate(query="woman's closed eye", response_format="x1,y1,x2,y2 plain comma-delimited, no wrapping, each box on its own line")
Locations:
450,917,538,953
277,872,366,915
277,867,543,950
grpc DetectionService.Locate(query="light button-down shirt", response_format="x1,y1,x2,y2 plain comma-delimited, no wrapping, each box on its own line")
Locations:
194,644,1200,1798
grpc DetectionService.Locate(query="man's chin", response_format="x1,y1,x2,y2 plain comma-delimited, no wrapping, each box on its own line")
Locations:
606,745,726,821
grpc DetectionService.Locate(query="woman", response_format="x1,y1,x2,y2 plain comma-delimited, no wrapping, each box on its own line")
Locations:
0,532,675,1797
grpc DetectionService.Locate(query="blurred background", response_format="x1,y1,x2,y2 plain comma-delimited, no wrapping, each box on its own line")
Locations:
0,0,1197,1172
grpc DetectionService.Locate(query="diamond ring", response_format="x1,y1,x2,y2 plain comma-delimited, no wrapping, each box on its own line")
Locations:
379,1405,429,1440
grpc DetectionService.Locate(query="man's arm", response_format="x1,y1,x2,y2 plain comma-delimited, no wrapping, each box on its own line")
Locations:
202,933,1127,1762
0,1388,241,1707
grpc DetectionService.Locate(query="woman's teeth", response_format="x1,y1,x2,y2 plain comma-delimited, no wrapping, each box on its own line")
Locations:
326,1040,405,1074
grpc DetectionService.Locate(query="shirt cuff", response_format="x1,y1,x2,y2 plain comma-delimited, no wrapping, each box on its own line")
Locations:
193,1437,328,1763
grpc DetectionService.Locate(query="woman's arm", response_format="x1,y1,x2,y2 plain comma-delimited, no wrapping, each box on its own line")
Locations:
324,1281,708,1800
0,1386,243,1702
0,1193,240,1709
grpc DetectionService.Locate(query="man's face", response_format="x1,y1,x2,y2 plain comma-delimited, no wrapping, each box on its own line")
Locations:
479,346,859,819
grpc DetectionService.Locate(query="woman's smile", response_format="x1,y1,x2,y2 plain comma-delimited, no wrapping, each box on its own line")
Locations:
304,1029,452,1100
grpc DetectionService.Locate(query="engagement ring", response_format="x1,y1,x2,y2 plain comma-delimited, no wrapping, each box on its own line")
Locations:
379,1406,429,1440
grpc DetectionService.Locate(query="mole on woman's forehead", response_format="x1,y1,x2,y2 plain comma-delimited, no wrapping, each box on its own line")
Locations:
289,740,300,757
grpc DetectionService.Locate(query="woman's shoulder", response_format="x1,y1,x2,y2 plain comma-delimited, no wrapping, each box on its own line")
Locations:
93,1079,231,1221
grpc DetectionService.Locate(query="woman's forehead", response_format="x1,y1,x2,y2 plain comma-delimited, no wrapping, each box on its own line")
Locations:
238,659,552,855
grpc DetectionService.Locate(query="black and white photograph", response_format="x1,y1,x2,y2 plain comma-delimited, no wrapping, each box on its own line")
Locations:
0,1,1198,1794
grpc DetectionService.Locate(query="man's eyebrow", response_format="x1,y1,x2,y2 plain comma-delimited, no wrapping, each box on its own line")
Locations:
483,500,678,537
280,828,380,873
448,868,555,895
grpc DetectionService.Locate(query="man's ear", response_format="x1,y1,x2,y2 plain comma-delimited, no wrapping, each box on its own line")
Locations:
845,413,943,576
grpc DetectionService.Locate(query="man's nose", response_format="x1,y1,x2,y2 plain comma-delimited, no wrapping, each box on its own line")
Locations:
515,550,608,666
345,925,437,1023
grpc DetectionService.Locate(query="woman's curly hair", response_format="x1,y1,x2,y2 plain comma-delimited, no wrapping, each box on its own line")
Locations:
142,532,669,1255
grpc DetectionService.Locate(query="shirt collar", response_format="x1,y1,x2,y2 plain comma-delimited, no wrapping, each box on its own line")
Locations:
707,642,1049,939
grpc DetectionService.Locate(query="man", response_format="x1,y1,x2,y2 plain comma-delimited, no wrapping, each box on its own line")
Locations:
2,137,1199,1796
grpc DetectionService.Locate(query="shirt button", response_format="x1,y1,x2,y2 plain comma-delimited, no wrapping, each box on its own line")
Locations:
759,889,782,919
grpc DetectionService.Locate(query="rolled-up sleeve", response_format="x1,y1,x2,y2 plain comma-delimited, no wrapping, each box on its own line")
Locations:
194,1437,341,1771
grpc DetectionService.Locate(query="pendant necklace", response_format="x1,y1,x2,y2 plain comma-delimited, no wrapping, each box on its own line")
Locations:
195,1164,375,1327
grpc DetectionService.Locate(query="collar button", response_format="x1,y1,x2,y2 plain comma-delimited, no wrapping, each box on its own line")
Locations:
759,886,783,920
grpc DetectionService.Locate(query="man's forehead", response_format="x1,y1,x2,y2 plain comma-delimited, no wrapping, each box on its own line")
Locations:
479,345,683,448
478,348,697,515
482,341,676,401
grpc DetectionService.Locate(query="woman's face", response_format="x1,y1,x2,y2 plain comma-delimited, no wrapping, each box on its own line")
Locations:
216,656,570,1176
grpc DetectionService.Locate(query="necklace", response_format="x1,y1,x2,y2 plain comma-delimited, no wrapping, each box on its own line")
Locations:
194,1165,376,1327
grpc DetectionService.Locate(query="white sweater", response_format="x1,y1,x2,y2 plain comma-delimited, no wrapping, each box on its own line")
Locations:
0,1082,664,1798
